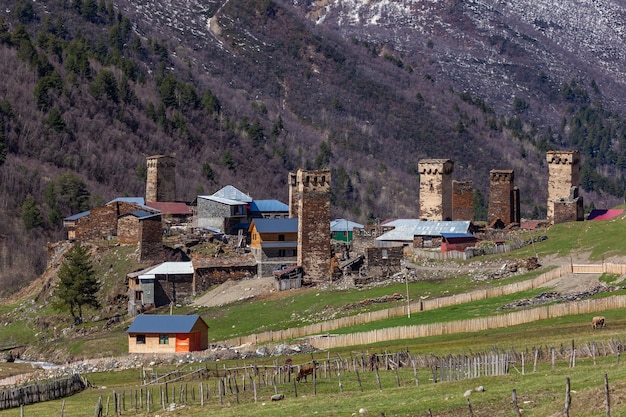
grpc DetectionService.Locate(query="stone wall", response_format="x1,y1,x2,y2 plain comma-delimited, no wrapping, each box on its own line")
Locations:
138,216,163,261
71,201,143,242
546,150,580,222
196,198,231,231
118,216,140,244
418,159,454,221
452,180,473,221
296,169,331,282
553,187,584,224
365,246,403,277
146,155,176,202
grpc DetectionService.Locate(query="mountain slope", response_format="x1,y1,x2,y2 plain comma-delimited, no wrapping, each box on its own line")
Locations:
0,0,624,292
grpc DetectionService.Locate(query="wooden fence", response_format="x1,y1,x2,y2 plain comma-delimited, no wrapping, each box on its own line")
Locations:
436,353,510,382
306,295,626,349
0,374,87,410
222,263,626,348
221,264,572,346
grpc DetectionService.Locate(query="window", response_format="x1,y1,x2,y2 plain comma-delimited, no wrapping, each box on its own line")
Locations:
159,334,169,345
136,335,146,344
279,249,286,257
278,234,285,241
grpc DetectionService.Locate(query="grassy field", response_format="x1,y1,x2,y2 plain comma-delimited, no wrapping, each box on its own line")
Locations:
1,212,626,415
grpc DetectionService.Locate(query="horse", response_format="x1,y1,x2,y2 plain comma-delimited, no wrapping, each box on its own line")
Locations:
295,363,316,382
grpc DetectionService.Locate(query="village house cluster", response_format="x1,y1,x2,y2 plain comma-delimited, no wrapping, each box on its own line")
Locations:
61,149,617,352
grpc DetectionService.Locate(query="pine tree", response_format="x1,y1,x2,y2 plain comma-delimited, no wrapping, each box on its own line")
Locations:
21,194,43,230
53,244,100,324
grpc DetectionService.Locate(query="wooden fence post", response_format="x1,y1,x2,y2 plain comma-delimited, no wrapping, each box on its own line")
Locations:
605,373,610,417
564,377,571,417
512,389,522,417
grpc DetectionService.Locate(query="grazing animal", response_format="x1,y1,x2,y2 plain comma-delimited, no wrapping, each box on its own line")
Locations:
591,316,606,329
295,364,316,382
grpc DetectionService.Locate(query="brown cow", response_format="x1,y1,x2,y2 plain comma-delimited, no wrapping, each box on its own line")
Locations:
591,316,606,329
295,363,316,382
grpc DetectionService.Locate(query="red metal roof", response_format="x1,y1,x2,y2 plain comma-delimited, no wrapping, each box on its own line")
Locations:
145,202,192,215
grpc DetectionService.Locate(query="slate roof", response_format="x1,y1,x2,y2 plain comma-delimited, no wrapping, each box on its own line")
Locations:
127,315,207,333
249,199,289,213
330,219,365,232
250,218,298,233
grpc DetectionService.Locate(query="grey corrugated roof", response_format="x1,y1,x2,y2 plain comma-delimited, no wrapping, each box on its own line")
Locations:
138,262,193,279
212,185,252,203
376,220,471,241
251,218,298,233
330,219,365,232
127,315,207,333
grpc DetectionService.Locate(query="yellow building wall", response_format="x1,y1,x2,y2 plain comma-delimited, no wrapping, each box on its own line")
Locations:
128,333,177,354
250,229,297,248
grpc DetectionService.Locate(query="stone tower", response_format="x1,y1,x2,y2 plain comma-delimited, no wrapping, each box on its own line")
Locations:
293,169,331,282
418,159,454,221
145,155,176,202
546,151,583,223
452,180,474,221
487,170,520,226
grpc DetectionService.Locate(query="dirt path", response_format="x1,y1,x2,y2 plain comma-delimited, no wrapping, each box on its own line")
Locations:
193,276,278,307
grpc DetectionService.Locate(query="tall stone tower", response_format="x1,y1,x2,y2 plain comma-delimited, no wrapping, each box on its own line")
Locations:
452,180,474,221
145,155,176,202
294,169,331,282
546,151,583,223
487,170,520,226
418,159,454,221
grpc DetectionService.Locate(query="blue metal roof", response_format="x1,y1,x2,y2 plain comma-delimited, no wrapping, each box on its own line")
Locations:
124,210,160,220
251,218,298,233
127,315,207,333
107,197,146,205
441,233,475,239
250,199,289,213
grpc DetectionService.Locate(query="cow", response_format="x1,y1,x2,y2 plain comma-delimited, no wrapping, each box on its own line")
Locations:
295,363,317,382
591,316,606,329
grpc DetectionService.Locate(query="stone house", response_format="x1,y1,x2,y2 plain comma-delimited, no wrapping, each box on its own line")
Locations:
196,185,252,234
249,218,298,278
127,261,194,316
63,198,153,242
127,314,208,354
191,254,258,292
118,210,163,261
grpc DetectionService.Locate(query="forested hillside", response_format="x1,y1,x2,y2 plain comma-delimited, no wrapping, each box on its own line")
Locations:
0,0,624,295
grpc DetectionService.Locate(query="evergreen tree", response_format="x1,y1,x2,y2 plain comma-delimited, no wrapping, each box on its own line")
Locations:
21,194,43,230
53,244,100,323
